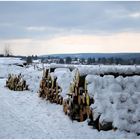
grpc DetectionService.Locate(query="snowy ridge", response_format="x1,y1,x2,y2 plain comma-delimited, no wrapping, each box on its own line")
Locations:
45,64,140,76
77,65,140,76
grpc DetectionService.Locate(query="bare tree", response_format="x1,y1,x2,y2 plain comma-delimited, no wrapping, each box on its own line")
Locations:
4,44,12,57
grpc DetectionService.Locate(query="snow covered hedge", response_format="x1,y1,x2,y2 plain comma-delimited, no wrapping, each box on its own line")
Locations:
86,75,140,134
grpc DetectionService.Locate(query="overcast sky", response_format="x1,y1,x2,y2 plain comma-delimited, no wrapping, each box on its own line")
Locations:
0,1,140,56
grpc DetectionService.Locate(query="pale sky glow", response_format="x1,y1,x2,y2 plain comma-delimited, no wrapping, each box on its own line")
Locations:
0,1,140,55
0,32,140,55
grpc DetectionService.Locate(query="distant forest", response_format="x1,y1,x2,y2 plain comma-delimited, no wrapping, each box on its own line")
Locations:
42,56,140,65
1,54,140,65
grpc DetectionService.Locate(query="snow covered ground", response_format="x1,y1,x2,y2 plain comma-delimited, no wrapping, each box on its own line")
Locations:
0,57,139,138
0,79,138,139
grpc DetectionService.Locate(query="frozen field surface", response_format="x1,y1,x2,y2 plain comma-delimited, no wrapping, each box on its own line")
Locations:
0,79,139,139
0,57,139,138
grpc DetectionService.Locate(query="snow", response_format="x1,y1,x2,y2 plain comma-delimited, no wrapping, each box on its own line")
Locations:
68,64,140,76
1,78,138,138
48,63,75,71
0,58,42,93
0,57,25,65
88,75,140,135
42,66,77,99
49,68,75,98
44,63,138,73
44,63,140,76
21,66,42,93
0,57,140,138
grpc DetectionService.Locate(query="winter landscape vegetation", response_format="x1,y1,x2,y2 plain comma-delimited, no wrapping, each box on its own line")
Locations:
1,1,140,139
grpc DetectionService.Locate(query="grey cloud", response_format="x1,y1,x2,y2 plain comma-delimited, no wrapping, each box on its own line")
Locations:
0,1,140,39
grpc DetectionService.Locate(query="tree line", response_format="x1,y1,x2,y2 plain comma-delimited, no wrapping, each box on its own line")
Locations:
41,56,140,65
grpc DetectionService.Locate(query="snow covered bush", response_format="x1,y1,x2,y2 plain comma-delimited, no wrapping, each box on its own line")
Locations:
88,75,140,134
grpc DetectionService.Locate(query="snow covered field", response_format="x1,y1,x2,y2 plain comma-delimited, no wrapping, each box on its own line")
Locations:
0,57,139,138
